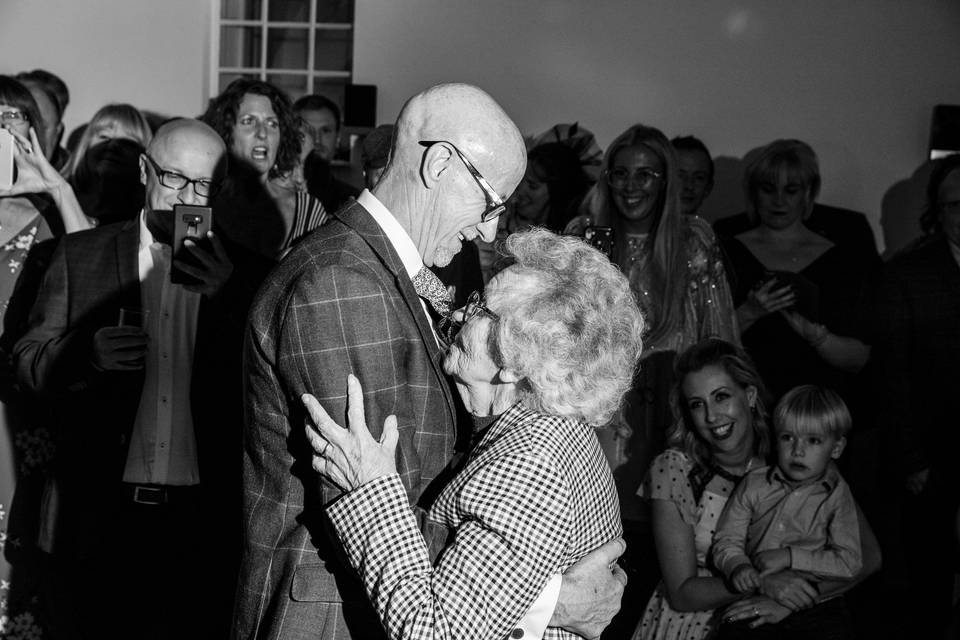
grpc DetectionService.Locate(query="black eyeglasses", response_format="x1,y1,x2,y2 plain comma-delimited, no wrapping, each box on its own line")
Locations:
0,110,28,125
419,140,506,223
605,167,663,191
142,154,221,198
437,290,499,348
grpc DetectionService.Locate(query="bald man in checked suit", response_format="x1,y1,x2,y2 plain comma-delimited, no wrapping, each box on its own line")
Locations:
234,84,627,640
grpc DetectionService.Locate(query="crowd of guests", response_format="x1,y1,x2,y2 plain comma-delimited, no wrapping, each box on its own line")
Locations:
0,67,956,640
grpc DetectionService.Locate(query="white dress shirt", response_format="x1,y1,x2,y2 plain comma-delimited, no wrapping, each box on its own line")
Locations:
122,211,202,486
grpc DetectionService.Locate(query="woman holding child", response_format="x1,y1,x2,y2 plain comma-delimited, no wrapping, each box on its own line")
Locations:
634,338,879,640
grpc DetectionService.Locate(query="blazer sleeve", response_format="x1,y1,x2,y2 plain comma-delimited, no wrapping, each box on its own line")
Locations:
873,261,926,473
13,238,102,395
262,261,437,502
327,453,572,640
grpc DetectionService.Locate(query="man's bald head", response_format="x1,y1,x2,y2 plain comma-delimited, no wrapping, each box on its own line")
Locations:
141,119,227,212
391,83,525,188
377,83,526,267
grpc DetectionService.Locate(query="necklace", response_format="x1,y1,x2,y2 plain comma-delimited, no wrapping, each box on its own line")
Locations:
715,456,757,479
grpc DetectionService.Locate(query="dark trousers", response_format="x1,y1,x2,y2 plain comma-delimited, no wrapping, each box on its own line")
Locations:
717,597,853,640
43,486,229,640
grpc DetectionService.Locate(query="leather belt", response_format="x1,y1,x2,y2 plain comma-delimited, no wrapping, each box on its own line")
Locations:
121,483,200,506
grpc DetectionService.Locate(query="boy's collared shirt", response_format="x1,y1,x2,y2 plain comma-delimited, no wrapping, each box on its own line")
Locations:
712,462,862,580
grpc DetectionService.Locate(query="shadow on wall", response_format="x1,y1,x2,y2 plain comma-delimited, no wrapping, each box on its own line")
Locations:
880,160,937,258
699,155,747,224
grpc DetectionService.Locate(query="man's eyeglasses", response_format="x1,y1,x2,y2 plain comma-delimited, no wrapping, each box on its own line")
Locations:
0,110,28,125
605,167,663,191
142,154,221,198
437,290,499,348
418,140,506,223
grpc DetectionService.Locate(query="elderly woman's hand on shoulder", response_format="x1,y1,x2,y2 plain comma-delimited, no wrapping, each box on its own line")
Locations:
302,374,399,492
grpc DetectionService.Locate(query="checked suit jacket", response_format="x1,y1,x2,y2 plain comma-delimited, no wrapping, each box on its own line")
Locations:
234,200,459,640
326,403,623,640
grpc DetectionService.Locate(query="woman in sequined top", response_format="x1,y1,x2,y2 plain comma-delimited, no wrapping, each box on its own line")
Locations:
569,123,738,636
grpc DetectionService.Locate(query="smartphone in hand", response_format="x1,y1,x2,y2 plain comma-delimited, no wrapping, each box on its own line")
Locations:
171,204,213,285
584,225,614,259
0,129,14,190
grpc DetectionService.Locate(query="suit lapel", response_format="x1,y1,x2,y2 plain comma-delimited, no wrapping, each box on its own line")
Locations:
934,237,960,292
334,201,456,420
114,219,142,310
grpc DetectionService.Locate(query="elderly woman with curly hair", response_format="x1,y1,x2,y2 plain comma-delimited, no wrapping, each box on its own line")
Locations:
201,78,326,259
301,228,643,640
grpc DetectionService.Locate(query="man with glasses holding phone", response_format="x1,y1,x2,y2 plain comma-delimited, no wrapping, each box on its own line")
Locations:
14,118,269,639
236,84,627,640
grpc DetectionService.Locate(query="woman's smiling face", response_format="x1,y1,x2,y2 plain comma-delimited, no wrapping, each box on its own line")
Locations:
609,144,664,227
682,364,757,459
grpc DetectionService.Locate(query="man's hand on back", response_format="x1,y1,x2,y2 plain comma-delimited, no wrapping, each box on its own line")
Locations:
550,538,628,640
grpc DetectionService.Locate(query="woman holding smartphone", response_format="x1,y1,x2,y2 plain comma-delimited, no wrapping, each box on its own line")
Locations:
566,123,738,636
0,75,96,635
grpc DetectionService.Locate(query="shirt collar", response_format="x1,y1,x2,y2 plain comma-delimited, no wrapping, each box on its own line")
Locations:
949,238,960,270
768,461,840,491
357,189,423,280
138,209,155,252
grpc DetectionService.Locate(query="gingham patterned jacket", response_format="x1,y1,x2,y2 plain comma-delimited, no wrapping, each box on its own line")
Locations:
234,201,458,640
327,403,623,640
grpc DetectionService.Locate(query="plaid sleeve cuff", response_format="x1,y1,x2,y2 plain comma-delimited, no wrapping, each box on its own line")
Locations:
327,473,417,548
326,473,431,590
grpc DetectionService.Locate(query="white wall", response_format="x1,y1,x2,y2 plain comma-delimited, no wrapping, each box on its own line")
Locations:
3,1,959,251
353,0,960,252
0,0,211,133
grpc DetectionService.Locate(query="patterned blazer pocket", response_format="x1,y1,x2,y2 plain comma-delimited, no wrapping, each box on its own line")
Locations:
291,562,366,603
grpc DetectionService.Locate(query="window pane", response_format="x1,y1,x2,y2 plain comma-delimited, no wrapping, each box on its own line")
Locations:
266,73,308,100
219,72,259,93
267,27,309,69
220,26,262,68
269,0,310,22
314,28,352,71
311,79,346,107
221,0,262,20
315,0,353,23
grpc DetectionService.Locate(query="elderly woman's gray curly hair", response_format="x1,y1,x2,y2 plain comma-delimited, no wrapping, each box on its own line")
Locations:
487,228,644,425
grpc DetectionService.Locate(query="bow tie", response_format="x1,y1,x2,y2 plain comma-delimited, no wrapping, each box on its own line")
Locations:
412,266,453,317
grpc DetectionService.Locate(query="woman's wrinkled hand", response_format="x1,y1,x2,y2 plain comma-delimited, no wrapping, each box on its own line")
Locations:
723,595,791,628
780,310,827,347
744,278,796,319
302,374,399,492
0,127,67,198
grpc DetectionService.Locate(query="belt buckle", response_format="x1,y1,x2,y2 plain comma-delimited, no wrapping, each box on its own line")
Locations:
132,485,165,505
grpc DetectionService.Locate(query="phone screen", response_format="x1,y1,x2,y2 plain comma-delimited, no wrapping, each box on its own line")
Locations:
0,129,14,190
